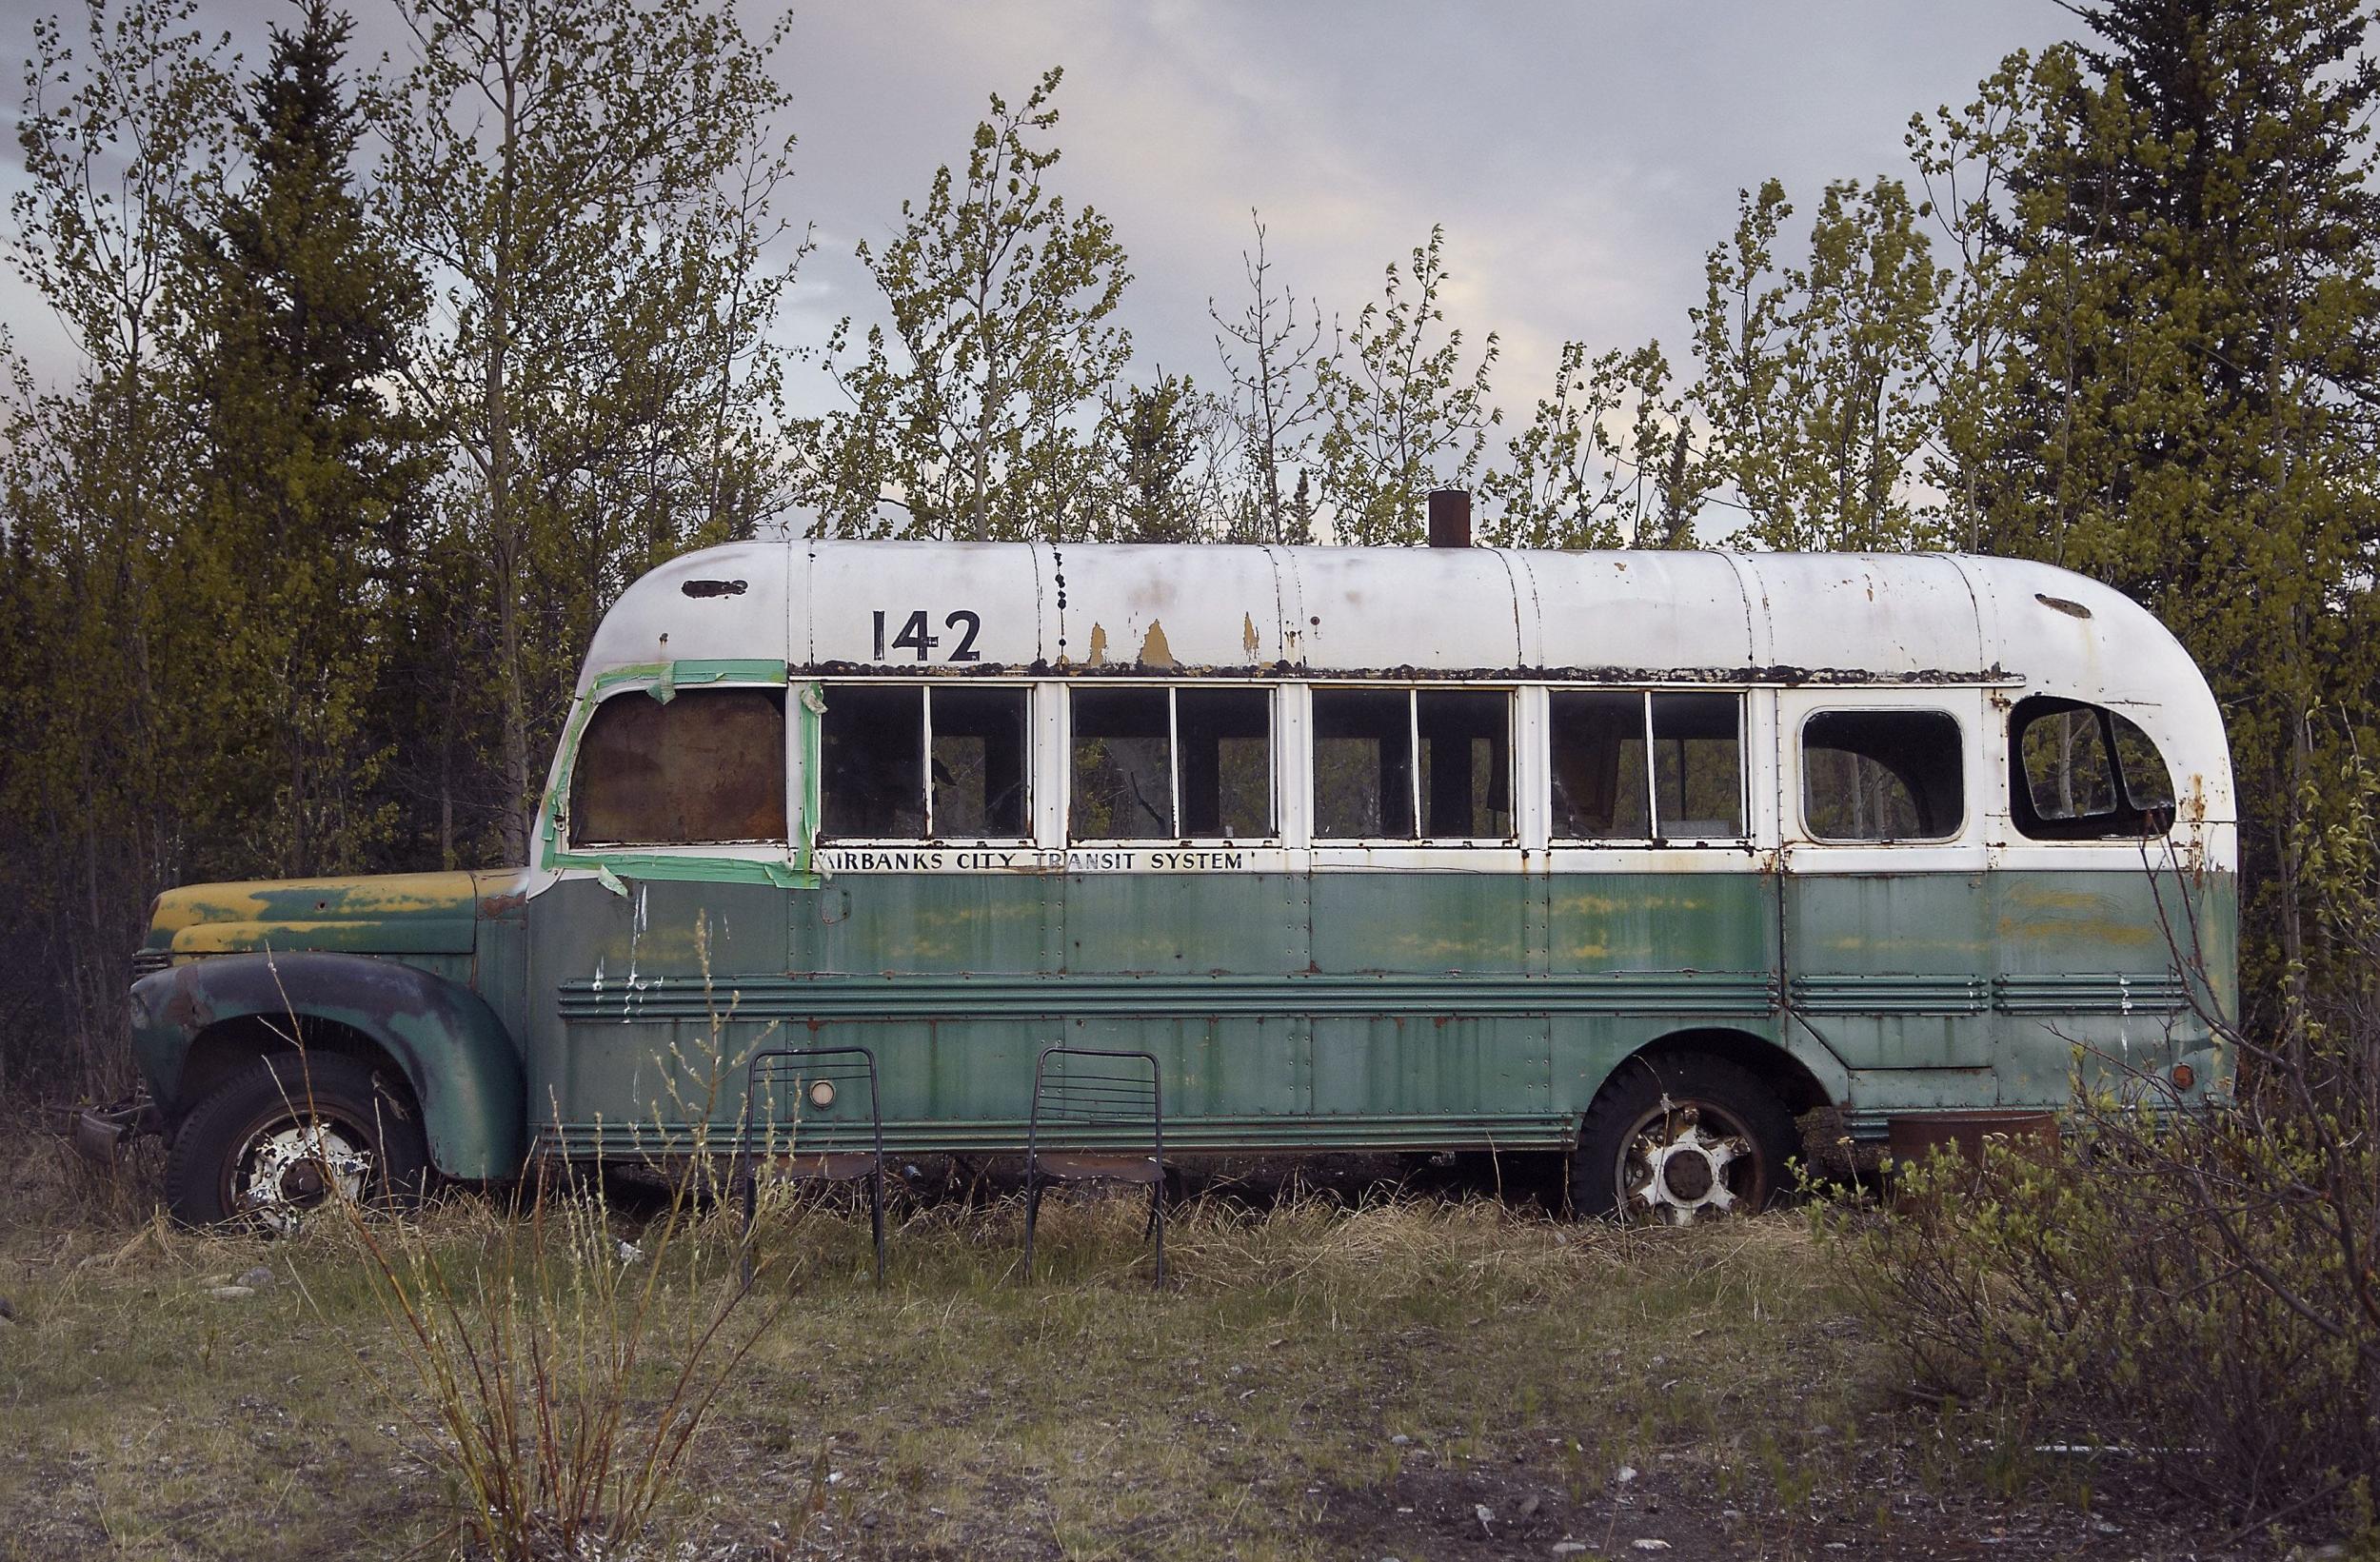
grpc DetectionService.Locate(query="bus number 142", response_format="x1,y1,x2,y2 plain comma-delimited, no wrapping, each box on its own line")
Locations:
872,608,982,662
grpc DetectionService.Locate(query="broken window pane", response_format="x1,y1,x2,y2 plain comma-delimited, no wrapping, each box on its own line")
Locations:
1313,688,1414,839
1072,687,1174,839
2009,697,2173,839
1650,693,1744,839
1417,690,1512,838
573,688,786,845
820,684,924,839
1804,709,1964,841
2109,712,2176,813
2018,702,2116,821
1549,691,1651,839
931,686,1031,839
1176,688,1273,838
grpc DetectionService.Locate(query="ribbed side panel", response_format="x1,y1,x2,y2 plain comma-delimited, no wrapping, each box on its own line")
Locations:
530,1112,1582,1158
554,972,1780,1022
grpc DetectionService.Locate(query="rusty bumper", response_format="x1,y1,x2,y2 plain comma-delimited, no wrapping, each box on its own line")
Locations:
64,1095,162,1165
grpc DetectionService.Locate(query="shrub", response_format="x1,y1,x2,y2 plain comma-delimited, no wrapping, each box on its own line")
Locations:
1834,791,2380,1539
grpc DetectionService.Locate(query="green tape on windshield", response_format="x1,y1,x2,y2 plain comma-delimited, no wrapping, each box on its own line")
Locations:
536,660,815,888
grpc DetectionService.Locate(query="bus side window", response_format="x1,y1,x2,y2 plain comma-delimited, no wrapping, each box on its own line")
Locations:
1803,709,1964,842
930,686,1031,839
1313,688,1415,839
1550,691,1650,839
1072,687,1175,839
572,687,787,846
821,684,925,839
1177,688,1273,838
2010,696,2173,839
1651,692,1744,839
1417,690,1512,838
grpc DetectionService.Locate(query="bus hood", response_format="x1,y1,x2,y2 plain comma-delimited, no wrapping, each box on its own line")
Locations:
142,870,519,959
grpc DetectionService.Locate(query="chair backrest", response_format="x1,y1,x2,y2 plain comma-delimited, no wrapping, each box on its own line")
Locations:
744,1045,882,1157
1030,1046,1162,1145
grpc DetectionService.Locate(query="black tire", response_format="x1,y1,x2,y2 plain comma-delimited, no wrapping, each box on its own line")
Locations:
165,1052,430,1229
1571,1052,1795,1222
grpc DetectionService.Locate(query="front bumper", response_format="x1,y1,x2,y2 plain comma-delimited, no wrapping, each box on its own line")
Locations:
65,1094,163,1165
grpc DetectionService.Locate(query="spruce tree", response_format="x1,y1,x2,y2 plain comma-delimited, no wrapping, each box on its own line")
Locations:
1975,0,2380,1026
181,0,428,877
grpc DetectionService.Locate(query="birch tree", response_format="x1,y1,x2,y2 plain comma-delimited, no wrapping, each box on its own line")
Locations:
798,67,1131,543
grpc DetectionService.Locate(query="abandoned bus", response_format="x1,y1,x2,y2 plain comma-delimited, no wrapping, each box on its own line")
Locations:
106,532,2236,1226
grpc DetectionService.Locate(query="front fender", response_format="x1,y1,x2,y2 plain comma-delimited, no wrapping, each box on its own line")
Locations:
129,951,526,1179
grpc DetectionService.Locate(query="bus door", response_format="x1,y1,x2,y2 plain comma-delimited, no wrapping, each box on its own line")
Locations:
1776,689,1997,1110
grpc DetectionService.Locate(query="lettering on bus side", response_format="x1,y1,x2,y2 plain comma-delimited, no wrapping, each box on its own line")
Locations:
811,847,1251,874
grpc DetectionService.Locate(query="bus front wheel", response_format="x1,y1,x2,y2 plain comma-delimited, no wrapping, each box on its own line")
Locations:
165,1052,429,1232
1573,1054,1795,1222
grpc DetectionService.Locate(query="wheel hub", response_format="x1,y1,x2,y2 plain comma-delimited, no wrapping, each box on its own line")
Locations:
238,1122,373,1234
1623,1101,1755,1224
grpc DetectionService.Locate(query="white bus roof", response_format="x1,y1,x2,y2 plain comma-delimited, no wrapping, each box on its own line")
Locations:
585,539,2231,816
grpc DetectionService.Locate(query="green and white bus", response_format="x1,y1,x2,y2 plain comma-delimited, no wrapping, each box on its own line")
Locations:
106,532,2236,1225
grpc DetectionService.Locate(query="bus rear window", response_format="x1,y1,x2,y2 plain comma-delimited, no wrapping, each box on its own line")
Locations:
571,687,786,846
2011,697,2174,839
1802,709,1964,842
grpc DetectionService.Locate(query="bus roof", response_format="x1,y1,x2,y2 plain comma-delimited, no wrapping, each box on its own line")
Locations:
585,539,2231,814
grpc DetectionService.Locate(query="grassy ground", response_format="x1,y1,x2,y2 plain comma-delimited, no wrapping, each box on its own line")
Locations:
0,1126,2256,1561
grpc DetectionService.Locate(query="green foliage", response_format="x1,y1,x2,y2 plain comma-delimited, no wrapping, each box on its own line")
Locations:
1479,340,1701,549
377,0,801,860
0,0,798,1089
797,67,1132,543
1942,0,2380,1032
1100,369,1235,544
179,0,430,878
1692,177,1948,550
1314,226,1499,544
1209,213,1329,544
2,0,239,1086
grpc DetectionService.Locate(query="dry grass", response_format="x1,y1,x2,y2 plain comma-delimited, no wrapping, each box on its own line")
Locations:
0,1120,2246,1560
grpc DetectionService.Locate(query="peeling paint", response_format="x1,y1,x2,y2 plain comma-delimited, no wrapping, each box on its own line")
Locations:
1139,620,1177,668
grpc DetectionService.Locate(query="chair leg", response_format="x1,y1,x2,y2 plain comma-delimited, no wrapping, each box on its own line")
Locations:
1022,1171,1041,1283
1150,1176,1165,1289
738,1161,757,1292
868,1163,887,1290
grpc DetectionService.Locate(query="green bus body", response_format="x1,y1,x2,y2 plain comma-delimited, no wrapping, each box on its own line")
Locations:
122,542,2239,1187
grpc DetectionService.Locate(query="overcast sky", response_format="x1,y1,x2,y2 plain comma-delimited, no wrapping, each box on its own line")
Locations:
2,0,2085,422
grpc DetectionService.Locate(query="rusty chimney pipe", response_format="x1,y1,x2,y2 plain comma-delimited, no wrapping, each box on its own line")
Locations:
1426,487,1472,548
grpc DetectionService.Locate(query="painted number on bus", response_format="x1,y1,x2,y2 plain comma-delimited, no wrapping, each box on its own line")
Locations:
872,608,982,662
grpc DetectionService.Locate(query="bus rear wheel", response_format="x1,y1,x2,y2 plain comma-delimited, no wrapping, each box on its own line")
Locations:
1572,1054,1795,1222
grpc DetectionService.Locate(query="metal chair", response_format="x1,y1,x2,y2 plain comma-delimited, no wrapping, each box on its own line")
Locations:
1022,1045,1166,1287
738,1045,885,1289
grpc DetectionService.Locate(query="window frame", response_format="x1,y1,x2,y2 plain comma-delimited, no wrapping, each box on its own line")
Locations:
815,679,1037,846
1545,686,1749,846
2007,695,2176,841
1308,682,1517,846
1796,704,1970,845
560,679,794,857
1065,682,1280,845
